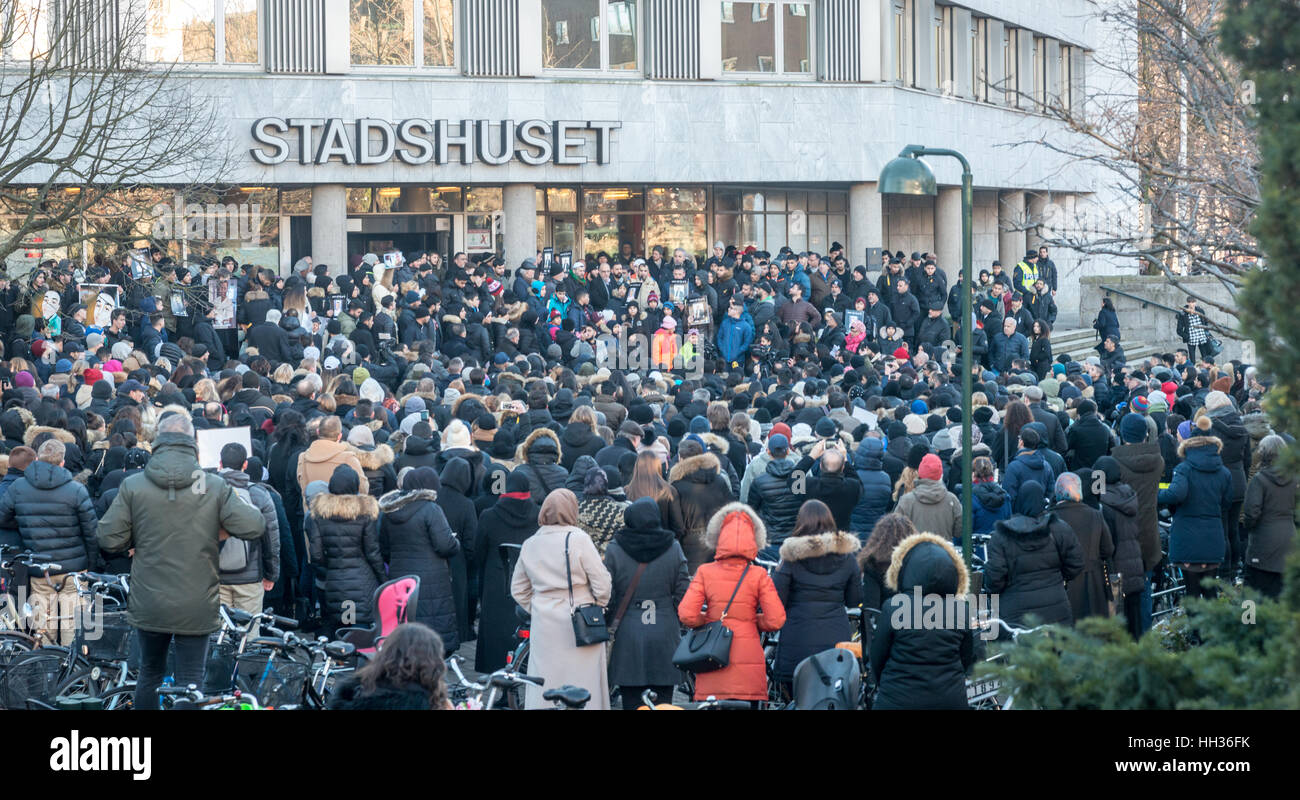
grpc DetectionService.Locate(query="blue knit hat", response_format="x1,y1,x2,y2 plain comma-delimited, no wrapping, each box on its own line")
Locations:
1120,412,1148,444
910,399,929,415
689,415,710,434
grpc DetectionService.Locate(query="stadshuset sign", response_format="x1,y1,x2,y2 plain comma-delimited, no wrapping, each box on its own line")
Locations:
249,118,619,166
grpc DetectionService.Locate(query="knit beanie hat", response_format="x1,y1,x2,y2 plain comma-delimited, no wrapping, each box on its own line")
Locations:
1119,412,1148,444
918,453,943,481
1211,377,1231,393
1204,390,1232,413
907,442,931,470
14,371,35,388
910,398,928,415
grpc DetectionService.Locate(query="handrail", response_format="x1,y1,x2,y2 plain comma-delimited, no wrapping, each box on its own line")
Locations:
1098,284,1234,336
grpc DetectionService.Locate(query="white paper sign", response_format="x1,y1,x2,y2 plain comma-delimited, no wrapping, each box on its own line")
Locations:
196,426,252,470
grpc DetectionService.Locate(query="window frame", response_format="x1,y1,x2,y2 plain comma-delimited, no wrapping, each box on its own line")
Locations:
541,0,642,76
718,1,815,80
349,0,461,72
141,0,264,68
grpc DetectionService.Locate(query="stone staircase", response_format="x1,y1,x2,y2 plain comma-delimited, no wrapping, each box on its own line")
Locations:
1049,326,1165,365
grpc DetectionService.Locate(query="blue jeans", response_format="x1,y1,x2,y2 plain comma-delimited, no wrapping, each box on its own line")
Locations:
1139,570,1154,634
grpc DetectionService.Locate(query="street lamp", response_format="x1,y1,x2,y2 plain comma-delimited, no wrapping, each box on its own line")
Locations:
878,145,975,569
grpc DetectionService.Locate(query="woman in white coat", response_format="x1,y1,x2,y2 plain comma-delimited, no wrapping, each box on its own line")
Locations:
511,488,613,709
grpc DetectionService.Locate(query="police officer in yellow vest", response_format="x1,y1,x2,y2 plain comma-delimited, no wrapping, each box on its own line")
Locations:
1014,250,1041,297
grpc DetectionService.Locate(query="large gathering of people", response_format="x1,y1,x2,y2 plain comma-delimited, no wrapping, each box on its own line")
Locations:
0,240,1291,710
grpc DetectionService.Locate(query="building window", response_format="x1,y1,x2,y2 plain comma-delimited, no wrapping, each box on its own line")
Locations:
936,5,951,94
1003,27,1017,106
542,0,638,71
892,1,908,84
1033,36,1046,110
3,0,49,59
713,189,846,255
971,17,987,102
351,0,415,65
423,0,456,67
720,2,811,75
145,0,223,64
1060,44,1073,111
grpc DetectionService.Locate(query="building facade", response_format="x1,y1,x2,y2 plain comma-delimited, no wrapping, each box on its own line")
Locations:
10,0,1133,317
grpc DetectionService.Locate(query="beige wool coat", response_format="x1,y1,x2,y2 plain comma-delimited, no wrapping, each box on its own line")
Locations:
511,524,613,709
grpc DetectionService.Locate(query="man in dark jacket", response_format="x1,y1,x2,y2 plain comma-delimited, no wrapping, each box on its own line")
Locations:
1022,385,1068,455
792,440,862,532
748,434,803,561
217,443,281,622
1065,400,1113,470
246,309,294,364
989,317,1029,373
0,439,101,645
97,414,266,710
192,307,227,369
1001,428,1055,505
850,437,893,541
1110,412,1165,634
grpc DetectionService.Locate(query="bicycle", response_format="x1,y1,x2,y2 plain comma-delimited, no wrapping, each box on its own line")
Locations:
0,549,60,659
447,654,590,710
965,618,1051,710
158,683,263,710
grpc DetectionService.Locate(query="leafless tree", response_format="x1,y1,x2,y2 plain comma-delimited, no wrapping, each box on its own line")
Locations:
0,0,233,277
1004,0,1258,319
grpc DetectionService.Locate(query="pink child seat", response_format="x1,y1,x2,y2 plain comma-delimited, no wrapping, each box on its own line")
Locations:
336,576,420,655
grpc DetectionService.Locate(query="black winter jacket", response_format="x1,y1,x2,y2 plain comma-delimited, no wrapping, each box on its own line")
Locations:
474,495,539,672
1066,413,1113,470
749,457,803,548
772,531,862,681
850,439,894,542
308,493,384,627
985,512,1084,631
379,488,460,651
0,461,101,574
437,458,479,646
1100,484,1145,594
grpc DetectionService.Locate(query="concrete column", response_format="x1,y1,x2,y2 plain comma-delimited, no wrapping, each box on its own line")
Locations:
848,182,883,272
1025,190,1050,249
934,186,962,287
311,184,347,275
503,183,537,269
998,190,1026,267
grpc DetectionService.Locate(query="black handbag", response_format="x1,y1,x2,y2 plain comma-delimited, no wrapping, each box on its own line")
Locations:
672,563,751,674
1203,336,1224,358
565,532,610,646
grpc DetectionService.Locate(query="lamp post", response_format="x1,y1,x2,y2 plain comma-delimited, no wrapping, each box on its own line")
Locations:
878,145,974,568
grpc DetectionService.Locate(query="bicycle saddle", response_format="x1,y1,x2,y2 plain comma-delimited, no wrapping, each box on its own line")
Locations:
324,641,355,659
542,685,591,708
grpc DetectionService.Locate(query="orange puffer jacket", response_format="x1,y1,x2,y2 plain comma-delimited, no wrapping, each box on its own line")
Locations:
678,502,786,701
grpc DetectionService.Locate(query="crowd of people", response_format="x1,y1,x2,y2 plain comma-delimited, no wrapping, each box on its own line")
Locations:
0,239,1292,710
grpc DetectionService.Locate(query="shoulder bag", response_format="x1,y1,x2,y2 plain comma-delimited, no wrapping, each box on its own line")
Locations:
672,563,751,674
565,532,610,646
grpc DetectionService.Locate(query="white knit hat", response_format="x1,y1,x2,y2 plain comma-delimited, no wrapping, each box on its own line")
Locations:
1204,390,1232,413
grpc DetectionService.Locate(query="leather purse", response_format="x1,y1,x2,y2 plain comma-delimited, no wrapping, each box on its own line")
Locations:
565,532,610,646
672,563,751,674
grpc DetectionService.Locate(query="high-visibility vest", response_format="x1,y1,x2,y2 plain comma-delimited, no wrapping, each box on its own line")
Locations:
1016,260,1039,293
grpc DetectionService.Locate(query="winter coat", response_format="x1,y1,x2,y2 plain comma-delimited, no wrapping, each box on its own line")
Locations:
985,512,1084,630
511,525,613,710
870,533,976,710
394,435,439,473
1242,412,1274,482
379,488,460,651
772,531,862,682
349,444,397,501
792,454,862,532
1100,484,1145,595
296,440,369,496
559,424,604,471
1159,437,1233,565
1243,467,1299,574
308,492,384,628
850,438,894,542
1002,449,1055,505
1208,409,1250,504
474,495,539,672
1053,500,1114,621
576,492,628,556
96,432,266,635
512,429,569,505
327,678,437,710
1066,413,1113,470
894,479,962,542
604,502,691,688
1028,403,1068,455
669,453,733,573
216,469,281,586
0,460,101,574
678,502,786,701
1112,441,1165,571
971,481,1012,536
437,458,479,646
749,457,803,549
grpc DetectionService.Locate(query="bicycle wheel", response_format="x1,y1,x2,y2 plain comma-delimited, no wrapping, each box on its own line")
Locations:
0,651,67,710
0,630,37,669
55,666,116,698
99,684,137,711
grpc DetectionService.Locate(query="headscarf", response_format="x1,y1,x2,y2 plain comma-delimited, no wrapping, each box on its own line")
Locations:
1053,472,1082,503
538,487,579,527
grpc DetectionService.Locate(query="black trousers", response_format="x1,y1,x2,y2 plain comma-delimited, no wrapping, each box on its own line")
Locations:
1245,566,1282,599
1182,567,1218,600
134,630,210,710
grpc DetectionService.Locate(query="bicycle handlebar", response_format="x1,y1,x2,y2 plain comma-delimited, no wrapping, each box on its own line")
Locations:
696,698,753,710
488,671,544,689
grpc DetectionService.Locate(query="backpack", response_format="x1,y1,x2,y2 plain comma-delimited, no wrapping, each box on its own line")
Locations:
790,648,860,710
218,483,255,573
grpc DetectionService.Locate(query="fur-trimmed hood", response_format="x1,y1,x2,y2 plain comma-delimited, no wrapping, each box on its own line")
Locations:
310,491,379,520
885,532,970,596
699,432,730,455
778,530,861,563
245,289,269,301
23,426,76,447
669,452,720,482
378,488,438,513
1178,434,1222,458
346,442,395,471
517,426,562,464
705,501,767,559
